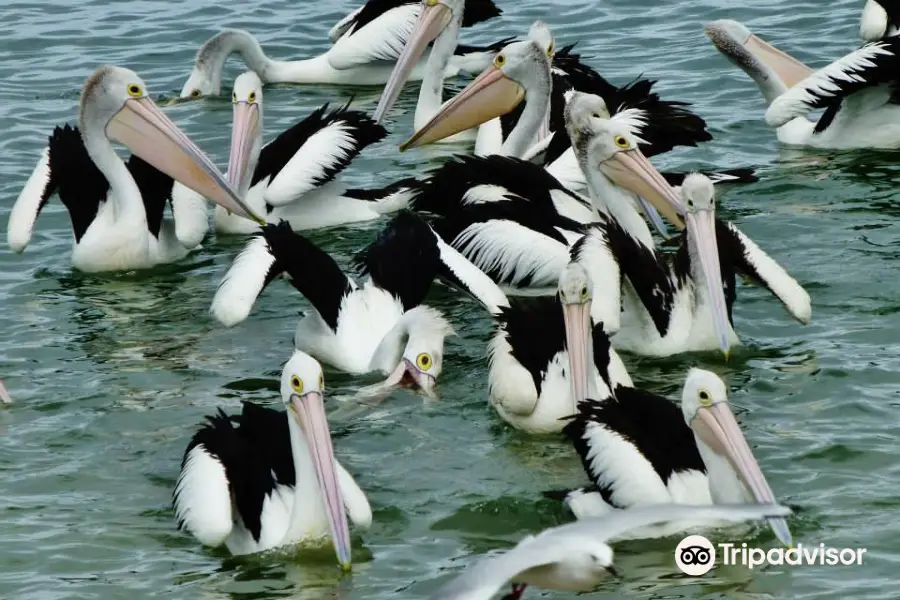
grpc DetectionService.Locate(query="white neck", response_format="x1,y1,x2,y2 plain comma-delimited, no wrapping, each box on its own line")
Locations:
284,414,330,542
81,125,147,228
414,17,462,129
695,438,747,503
582,165,654,247
201,32,276,93
500,66,551,158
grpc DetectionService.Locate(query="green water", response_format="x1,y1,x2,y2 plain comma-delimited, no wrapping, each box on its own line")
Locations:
1,0,898,598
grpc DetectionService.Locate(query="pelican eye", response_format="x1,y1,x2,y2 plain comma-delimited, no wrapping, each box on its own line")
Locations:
127,84,143,98
687,198,695,208
580,285,588,300
189,89,202,98
232,92,237,104
426,0,438,5
698,389,711,405
613,135,629,149
248,91,257,103
318,372,324,389
416,353,433,371
546,43,554,57
494,53,506,68
290,375,303,394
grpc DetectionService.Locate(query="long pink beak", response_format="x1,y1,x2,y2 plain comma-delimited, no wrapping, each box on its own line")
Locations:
290,391,352,570
691,402,793,546
105,96,264,224
399,64,524,151
685,210,731,356
599,148,686,230
562,299,592,410
227,101,260,197
373,2,452,123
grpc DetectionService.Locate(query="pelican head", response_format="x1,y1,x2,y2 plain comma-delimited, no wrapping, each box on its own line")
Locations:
371,306,454,399
227,72,264,197
179,29,264,98
280,350,352,570
400,32,551,150
704,20,814,104
565,91,684,229
680,368,792,547
374,0,467,122
681,173,731,356
558,262,593,406
528,20,555,59
79,66,262,223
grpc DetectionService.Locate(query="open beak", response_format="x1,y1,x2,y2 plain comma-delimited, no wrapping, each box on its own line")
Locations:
105,96,264,224
0,379,11,404
705,20,813,102
685,209,731,356
290,391,352,570
373,1,453,123
599,148,685,230
691,402,793,547
562,298,592,409
377,359,437,398
227,101,260,196
399,64,524,150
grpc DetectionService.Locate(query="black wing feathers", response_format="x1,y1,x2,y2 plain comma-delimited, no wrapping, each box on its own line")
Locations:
354,211,439,311
251,101,387,189
261,222,353,332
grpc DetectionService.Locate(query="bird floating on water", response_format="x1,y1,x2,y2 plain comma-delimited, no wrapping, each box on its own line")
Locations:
211,214,455,396
180,0,502,97
8,66,260,273
705,18,900,149
548,264,791,546
174,350,370,564
176,71,399,235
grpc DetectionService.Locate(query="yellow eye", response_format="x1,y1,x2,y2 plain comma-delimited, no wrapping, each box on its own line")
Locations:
580,285,588,300
290,375,303,394
232,92,237,104
426,0,438,5
127,84,143,98
189,89,201,98
546,43,554,57
318,373,324,389
248,91,257,103
494,54,506,68
613,135,629,149
698,389,711,405
416,353,433,371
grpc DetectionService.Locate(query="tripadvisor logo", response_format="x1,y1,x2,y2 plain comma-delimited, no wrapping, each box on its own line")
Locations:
675,535,867,575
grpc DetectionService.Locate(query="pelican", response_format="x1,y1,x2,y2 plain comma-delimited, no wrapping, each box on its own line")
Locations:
706,19,900,148
173,350,370,565
574,173,811,357
401,23,711,164
404,224,635,433
211,213,454,396
179,0,502,97
373,0,510,143
180,72,398,235
402,96,687,302
0,380,10,404
550,262,792,548
428,503,792,600
485,263,634,434
8,66,260,273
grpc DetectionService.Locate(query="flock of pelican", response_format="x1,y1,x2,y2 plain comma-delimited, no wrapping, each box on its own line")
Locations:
4,0,892,597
